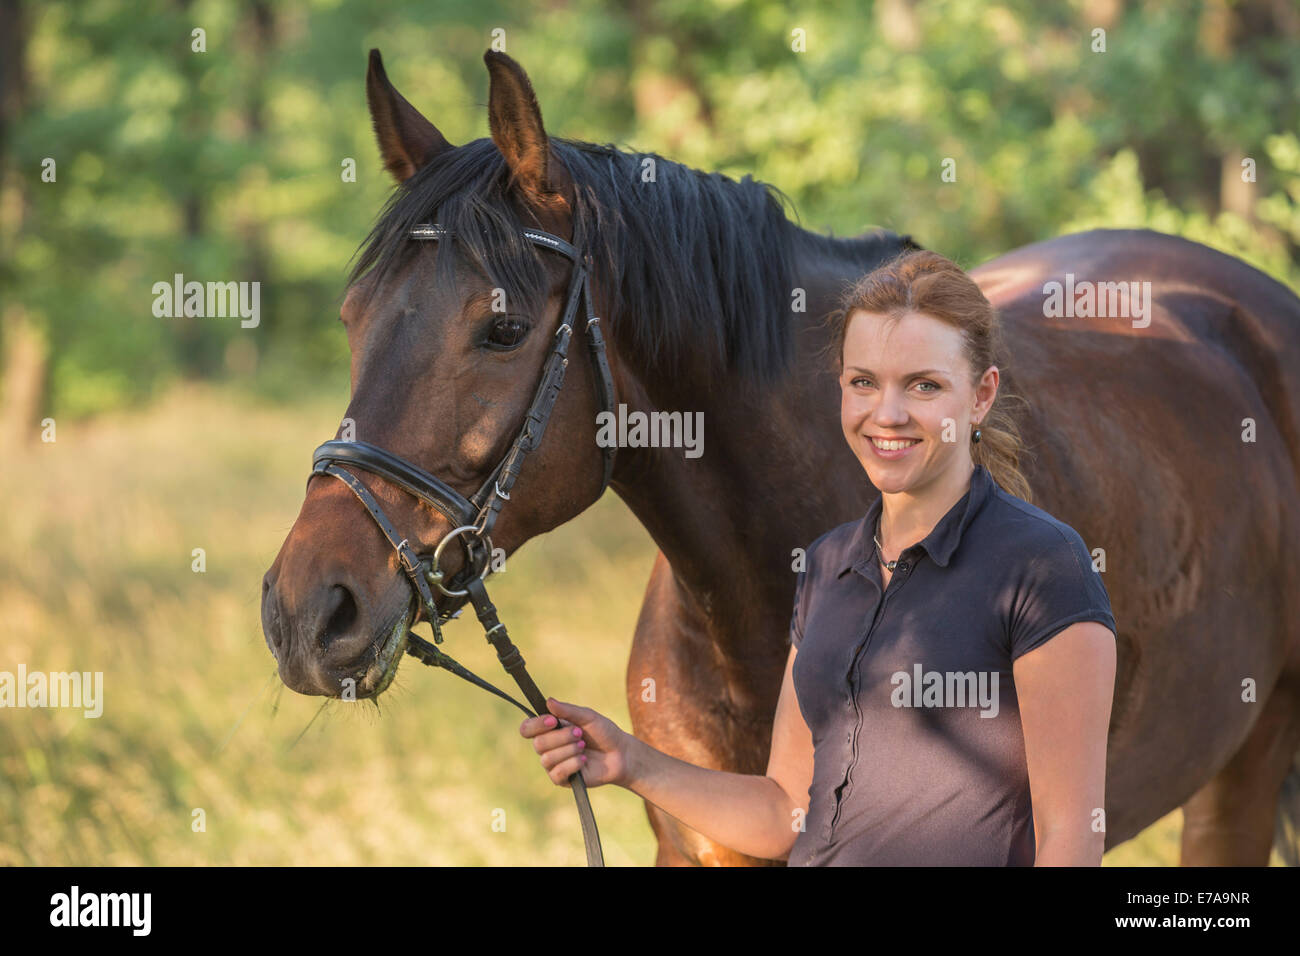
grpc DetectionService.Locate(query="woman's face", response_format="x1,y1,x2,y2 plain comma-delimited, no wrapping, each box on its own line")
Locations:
839,309,997,496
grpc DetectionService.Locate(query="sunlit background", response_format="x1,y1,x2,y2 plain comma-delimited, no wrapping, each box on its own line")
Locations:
3,0,1296,865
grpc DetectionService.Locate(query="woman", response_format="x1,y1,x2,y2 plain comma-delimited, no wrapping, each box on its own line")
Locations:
520,250,1117,866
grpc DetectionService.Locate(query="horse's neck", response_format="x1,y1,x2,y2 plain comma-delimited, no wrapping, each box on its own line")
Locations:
611,239,883,642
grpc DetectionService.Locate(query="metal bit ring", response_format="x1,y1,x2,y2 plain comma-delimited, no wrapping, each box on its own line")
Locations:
427,524,493,597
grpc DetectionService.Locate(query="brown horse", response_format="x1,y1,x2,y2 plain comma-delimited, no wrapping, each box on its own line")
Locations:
260,49,1300,865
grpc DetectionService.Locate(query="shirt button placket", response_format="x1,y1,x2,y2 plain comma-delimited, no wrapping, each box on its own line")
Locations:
829,688,856,837
830,578,897,840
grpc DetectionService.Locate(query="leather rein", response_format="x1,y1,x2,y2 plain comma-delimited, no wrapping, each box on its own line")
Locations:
308,223,617,866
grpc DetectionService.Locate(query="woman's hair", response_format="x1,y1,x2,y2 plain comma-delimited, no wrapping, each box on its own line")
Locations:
826,249,1034,502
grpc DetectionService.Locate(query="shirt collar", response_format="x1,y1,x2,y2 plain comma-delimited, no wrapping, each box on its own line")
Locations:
837,464,995,577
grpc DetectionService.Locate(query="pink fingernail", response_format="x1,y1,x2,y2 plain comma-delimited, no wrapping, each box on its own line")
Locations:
544,716,556,727
580,755,587,762
572,727,582,737
577,740,586,749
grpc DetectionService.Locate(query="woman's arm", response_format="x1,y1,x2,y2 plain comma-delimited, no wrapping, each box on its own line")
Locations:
1013,620,1117,866
522,644,814,862
624,644,814,860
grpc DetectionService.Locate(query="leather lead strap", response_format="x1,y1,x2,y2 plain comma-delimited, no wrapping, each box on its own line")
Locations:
464,577,605,868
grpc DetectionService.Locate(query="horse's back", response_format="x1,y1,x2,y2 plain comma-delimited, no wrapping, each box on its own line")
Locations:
973,228,1300,388
972,227,1300,502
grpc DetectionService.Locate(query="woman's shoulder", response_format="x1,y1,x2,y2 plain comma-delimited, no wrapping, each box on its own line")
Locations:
978,480,1116,655
978,480,1098,569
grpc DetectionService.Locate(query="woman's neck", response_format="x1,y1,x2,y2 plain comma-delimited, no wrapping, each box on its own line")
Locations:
878,460,977,555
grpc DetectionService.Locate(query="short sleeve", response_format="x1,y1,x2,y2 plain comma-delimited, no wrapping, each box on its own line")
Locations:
789,567,808,649
1008,525,1116,661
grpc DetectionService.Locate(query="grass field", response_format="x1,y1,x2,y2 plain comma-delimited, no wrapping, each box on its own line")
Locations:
0,382,1229,865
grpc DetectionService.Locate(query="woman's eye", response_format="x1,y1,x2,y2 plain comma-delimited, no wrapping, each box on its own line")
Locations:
916,381,938,392
486,317,531,350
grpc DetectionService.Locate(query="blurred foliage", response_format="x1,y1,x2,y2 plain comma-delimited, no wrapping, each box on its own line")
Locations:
3,0,1298,417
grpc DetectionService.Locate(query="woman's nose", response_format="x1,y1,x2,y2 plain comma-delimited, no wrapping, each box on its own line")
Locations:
873,390,909,424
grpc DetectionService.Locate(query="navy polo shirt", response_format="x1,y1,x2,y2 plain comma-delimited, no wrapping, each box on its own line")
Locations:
786,463,1115,866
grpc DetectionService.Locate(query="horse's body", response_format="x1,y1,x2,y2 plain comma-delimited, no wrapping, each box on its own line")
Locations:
625,227,1300,865
262,50,1300,865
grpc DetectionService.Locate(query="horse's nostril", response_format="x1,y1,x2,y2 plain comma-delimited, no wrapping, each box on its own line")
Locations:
261,576,286,654
319,583,359,650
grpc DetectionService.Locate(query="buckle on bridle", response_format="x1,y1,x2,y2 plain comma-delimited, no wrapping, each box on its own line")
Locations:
396,538,423,576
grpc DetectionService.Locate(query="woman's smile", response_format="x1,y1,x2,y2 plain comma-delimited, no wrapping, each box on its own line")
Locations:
867,435,922,459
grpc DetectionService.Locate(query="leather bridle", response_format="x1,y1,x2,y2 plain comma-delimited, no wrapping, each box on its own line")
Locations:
307,223,616,866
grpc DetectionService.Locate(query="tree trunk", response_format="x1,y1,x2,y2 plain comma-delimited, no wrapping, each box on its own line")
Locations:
0,0,45,445
0,305,48,447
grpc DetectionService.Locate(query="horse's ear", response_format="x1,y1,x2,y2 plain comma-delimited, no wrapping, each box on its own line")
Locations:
366,49,454,183
484,50,556,203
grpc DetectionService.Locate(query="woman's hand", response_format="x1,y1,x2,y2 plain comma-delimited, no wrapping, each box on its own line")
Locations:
519,697,633,789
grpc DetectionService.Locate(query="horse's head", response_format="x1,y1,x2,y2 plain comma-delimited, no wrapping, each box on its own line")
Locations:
261,50,617,699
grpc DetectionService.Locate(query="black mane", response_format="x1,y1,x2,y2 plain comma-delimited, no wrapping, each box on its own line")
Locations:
350,137,917,386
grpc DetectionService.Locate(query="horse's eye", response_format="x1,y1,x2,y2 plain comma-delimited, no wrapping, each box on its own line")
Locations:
486,316,531,350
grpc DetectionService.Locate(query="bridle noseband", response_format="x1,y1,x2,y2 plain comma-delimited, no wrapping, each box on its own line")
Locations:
307,223,617,866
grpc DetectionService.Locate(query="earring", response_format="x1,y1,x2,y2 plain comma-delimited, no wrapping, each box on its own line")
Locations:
972,426,982,444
